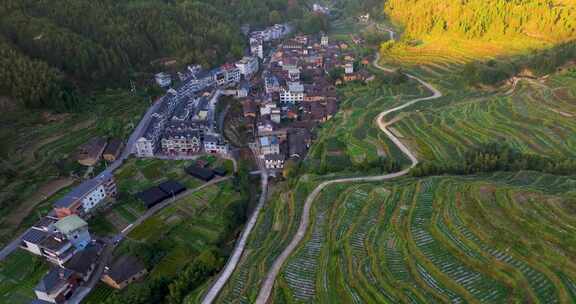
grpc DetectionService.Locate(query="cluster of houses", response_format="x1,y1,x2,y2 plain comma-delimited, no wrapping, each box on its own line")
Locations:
22,212,146,304
18,170,147,303
241,32,373,171
141,24,294,160
135,87,231,158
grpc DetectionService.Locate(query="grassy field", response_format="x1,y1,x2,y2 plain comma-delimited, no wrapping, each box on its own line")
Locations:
0,89,151,246
269,172,576,303
387,72,576,163
126,180,236,279
88,156,232,236
0,250,48,304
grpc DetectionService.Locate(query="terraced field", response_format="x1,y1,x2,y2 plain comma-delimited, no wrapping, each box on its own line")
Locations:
270,172,576,303
389,73,576,163
305,81,425,172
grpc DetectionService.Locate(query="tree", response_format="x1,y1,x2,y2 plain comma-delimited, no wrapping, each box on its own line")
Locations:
269,10,282,25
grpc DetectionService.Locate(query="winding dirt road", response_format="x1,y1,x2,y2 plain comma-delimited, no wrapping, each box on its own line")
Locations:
254,53,443,304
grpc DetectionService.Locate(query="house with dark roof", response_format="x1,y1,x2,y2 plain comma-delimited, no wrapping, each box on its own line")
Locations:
185,165,215,182
158,180,186,197
101,255,147,290
76,137,108,167
34,268,80,303
53,172,117,218
103,138,123,162
136,187,169,209
64,243,102,281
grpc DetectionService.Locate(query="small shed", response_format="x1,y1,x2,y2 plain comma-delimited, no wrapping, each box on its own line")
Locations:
185,166,214,182
136,187,169,209
158,180,186,197
213,167,227,176
103,138,124,162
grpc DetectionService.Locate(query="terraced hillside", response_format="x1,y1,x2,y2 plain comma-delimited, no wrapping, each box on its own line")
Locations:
388,72,576,163
305,79,426,173
270,173,576,303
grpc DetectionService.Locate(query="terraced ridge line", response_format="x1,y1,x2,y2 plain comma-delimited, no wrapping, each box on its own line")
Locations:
254,53,443,304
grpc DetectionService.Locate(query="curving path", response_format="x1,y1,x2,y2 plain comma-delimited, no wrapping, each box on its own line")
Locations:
201,167,269,304
254,53,443,304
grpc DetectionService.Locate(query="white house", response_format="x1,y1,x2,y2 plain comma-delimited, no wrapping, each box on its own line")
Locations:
250,37,264,59
265,154,285,169
236,56,259,79
345,63,354,74
271,108,281,124
280,82,304,104
204,134,229,155
321,34,329,46
155,72,172,88
135,137,155,157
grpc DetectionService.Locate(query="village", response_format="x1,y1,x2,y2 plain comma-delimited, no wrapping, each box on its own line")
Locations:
19,18,375,304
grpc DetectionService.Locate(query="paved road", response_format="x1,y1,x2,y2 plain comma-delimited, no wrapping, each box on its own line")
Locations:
0,96,163,261
254,53,443,304
201,155,269,304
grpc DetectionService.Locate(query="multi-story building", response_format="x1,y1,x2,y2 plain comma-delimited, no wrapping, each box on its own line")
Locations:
34,267,80,303
280,82,304,104
250,37,264,59
204,134,229,155
258,136,280,156
53,215,91,251
321,34,329,46
161,122,203,155
21,215,92,268
264,74,280,94
214,65,241,87
265,154,285,169
236,56,259,79
53,172,117,218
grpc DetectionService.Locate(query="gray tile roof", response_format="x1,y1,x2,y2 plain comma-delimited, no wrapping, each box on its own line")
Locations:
35,267,74,293
22,228,49,244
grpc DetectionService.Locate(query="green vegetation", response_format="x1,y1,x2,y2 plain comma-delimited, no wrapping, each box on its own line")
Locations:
87,178,250,304
389,72,576,166
89,157,231,236
0,0,305,111
272,173,576,303
0,89,150,247
304,78,422,174
0,250,48,304
215,176,328,303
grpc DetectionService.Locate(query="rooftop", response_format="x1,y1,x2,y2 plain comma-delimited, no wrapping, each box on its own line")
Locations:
54,215,88,235
35,267,74,293
105,255,146,284
53,171,113,208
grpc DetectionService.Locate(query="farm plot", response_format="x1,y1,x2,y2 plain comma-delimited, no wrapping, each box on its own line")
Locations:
390,78,576,163
267,175,576,303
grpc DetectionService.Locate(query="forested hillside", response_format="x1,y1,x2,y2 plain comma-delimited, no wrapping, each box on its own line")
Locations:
385,0,576,42
0,0,302,111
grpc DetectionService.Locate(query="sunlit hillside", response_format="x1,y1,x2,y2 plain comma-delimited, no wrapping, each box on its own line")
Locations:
381,0,576,65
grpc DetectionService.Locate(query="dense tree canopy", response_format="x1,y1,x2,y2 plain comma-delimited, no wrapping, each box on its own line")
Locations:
0,0,303,111
385,0,576,42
